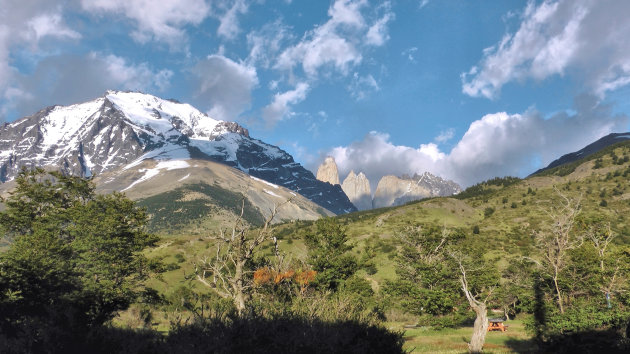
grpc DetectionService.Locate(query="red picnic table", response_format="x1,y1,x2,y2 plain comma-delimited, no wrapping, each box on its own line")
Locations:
488,318,508,332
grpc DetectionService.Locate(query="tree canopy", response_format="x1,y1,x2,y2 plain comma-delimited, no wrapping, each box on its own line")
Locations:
0,169,158,351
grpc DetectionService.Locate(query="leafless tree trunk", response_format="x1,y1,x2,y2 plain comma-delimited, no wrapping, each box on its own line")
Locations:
194,198,289,316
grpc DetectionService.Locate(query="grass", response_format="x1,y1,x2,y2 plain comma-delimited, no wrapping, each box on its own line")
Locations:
110,144,630,347
390,316,536,353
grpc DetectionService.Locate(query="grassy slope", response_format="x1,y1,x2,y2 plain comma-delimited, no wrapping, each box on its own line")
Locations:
118,142,630,350
142,140,630,292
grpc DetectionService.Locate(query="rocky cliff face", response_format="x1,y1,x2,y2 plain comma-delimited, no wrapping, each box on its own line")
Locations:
0,91,357,214
341,170,372,211
373,172,461,208
316,156,340,185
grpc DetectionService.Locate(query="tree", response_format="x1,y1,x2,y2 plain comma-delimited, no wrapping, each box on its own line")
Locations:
194,199,287,316
533,190,583,314
448,246,499,354
390,226,461,316
388,225,498,353
0,169,157,348
304,217,358,291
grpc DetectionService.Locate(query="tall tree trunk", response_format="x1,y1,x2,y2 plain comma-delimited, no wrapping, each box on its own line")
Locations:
469,302,488,354
234,260,246,316
553,275,564,314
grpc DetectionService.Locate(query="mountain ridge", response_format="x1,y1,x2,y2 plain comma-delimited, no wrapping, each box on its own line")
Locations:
0,91,356,214
532,132,630,176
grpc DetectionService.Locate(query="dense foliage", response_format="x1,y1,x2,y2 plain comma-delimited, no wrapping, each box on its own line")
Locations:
0,169,159,351
454,176,521,199
305,218,359,291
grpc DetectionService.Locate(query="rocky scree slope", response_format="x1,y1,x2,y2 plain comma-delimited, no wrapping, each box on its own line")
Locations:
0,91,356,214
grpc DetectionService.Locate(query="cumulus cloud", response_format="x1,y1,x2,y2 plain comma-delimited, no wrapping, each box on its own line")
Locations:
462,0,630,99
327,95,628,188
246,20,291,68
191,54,258,121
216,0,249,40
329,131,446,192
261,82,309,126
81,0,210,49
275,0,392,77
0,1,80,111
6,53,173,118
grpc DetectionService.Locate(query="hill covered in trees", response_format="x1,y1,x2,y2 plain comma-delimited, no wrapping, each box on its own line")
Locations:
2,141,630,352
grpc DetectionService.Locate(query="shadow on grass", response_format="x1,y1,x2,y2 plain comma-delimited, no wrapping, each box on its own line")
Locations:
2,316,405,354
503,328,630,354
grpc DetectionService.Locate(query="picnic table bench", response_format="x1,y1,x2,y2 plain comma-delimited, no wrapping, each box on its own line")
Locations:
487,318,508,332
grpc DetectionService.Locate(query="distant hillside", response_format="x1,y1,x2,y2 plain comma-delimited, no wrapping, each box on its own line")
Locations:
532,132,630,175
145,140,630,295
93,159,333,233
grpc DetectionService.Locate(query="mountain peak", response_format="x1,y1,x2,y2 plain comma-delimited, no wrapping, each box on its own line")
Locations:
316,156,340,185
0,92,356,214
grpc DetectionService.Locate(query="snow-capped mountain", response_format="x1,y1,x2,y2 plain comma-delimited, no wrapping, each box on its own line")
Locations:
0,91,356,214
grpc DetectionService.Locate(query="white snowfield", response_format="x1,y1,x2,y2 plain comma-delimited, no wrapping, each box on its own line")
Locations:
122,160,190,191
106,91,224,141
250,175,280,189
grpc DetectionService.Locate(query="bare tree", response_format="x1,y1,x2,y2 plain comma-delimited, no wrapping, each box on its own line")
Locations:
588,222,616,272
449,251,496,354
534,189,583,314
194,198,289,316
587,222,625,305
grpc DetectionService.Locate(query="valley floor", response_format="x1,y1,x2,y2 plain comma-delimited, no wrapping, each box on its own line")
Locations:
391,316,536,353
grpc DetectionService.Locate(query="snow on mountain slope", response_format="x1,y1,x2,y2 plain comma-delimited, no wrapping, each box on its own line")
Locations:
0,91,356,214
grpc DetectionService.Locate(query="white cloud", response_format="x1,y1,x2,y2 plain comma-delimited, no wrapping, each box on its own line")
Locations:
419,0,429,9
0,2,88,119
246,20,291,68
402,47,418,63
462,0,630,99
26,13,81,41
434,128,454,143
329,131,446,191
366,10,393,46
348,72,379,100
99,54,173,92
81,0,210,49
262,82,309,125
216,0,249,40
275,0,392,77
191,54,258,121
5,53,173,118
327,95,628,188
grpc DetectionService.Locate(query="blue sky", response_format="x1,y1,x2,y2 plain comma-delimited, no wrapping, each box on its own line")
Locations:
2,0,630,187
